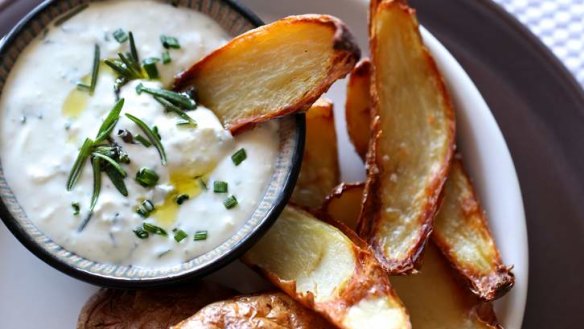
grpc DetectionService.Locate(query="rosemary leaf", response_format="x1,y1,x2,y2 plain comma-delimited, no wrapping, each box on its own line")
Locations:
129,32,140,63
66,138,94,191
104,166,128,197
154,96,197,126
125,113,167,165
89,156,102,213
95,99,124,143
136,84,196,110
92,152,126,177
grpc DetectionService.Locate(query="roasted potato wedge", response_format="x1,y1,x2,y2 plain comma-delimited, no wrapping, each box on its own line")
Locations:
172,292,335,329
433,159,515,301
321,182,365,229
291,99,340,209
358,0,456,274
77,281,235,329
323,184,501,329
242,206,411,329
174,15,360,133
391,244,502,329
345,59,372,161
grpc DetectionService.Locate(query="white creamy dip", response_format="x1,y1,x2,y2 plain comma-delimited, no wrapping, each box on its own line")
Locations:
0,1,278,267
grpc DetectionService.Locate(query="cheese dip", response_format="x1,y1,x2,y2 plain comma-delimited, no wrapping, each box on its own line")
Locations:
0,1,278,267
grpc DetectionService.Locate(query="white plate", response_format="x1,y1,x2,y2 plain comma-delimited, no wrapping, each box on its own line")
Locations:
0,0,528,328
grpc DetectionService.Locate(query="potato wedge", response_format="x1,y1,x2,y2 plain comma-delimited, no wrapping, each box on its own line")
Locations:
242,206,411,329
321,182,365,229
77,281,235,329
433,159,515,301
358,0,456,274
174,15,360,133
345,59,372,160
391,243,502,329
291,99,340,209
172,292,335,329
323,186,501,329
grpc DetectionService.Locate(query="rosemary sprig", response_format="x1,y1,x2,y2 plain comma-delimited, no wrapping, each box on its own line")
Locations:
77,44,100,94
125,113,167,165
66,138,94,191
95,99,124,143
136,83,196,110
154,96,197,126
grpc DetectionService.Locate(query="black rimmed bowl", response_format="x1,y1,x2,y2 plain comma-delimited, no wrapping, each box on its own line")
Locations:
0,0,304,287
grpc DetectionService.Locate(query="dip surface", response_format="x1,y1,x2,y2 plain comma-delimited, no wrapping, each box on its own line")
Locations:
0,0,279,267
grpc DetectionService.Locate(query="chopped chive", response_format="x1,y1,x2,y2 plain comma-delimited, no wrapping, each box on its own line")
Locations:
66,138,94,190
95,99,124,143
142,58,159,79
213,181,228,193
143,222,167,236
194,230,208,241
54,3,89,26
160,35,180,49
223,195,238,209
136,200,155,217
162,51,171,64
136,83,196,110
89,157,102,215
154,96,197,126
174,229,188,242
72,202,80,216
176,194,190,205
113,29,128,43
134,134,152,147
128,31,140,63
125,113,167,165
133,227,149,239
231,148,247,166
135,167,159,188
104,165,128,197
176,119,195,126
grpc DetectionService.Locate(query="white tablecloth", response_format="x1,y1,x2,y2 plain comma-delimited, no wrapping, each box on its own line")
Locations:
492,0,584,85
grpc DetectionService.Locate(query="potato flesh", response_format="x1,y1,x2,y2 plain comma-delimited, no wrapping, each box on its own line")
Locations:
291,99,339,209
363,1,454,272
391,244,499,329
244,207,355,303
175,15,359,132
433,160,514,300
243,206,411,329
346,59,372,161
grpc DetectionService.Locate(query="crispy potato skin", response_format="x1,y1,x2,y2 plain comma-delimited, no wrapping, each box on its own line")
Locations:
321,182,365,229
346,59,372,161
291,99,340,209
433,159,515,301
172,292,335,329
76,281,235,329
323,184,502,328
358,0,455,274
174,15,360,133
242,206,411,329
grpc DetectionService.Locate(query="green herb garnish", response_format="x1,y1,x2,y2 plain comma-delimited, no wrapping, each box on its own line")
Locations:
136,200,155,217
194,230,208,241
174,229,188,242
134,134,152,147
134,228,149,239
77,44,100,94
160,35,180,49
113,29,128,43
91,152,126,177
142,58,159,79
66,138,94,190
143,222,167,236
213,181,228,193
89,157,102,215
135,167,159,188
176,194,190,205
125,113,167,165
95,99,124,143
154,96,197,126
231,148,247,166
104,165,128,197
136,83,196,110
72,202,80,216
162,51,171,64
129,32,140,63
223,195,238,209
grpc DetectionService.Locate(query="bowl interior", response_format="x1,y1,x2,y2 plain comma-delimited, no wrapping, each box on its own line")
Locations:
0,0,304,286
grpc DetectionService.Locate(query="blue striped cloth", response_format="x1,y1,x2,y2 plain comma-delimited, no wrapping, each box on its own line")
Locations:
492,0,584,86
